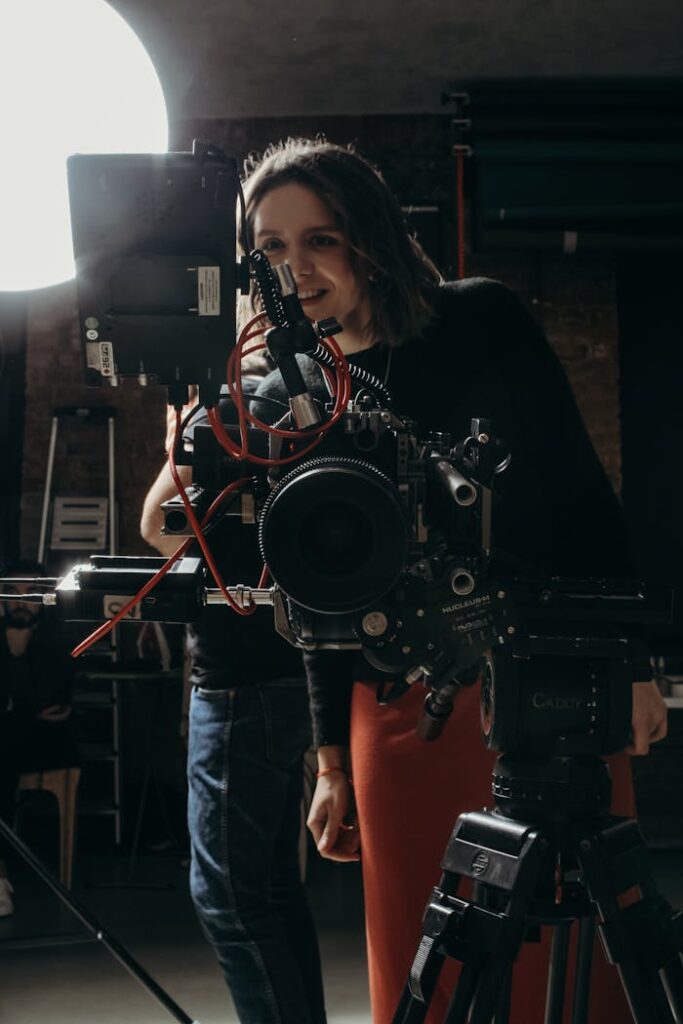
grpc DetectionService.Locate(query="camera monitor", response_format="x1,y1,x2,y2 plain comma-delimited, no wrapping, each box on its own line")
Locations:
66,144,240,402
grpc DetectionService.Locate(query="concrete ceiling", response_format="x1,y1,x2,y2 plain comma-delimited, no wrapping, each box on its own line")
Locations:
109,0,683,121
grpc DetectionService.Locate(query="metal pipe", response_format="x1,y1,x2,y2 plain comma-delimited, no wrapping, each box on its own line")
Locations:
205,586,276,608
38,416,59,564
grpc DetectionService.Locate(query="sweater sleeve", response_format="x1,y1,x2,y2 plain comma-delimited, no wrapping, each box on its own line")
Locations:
464,279,634,579
303,649,356,748
457,282,652,675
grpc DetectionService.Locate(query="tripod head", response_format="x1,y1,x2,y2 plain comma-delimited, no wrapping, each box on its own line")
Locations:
415,576,669,754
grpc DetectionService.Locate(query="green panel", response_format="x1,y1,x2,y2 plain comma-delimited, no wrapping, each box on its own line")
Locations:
472,139,683,250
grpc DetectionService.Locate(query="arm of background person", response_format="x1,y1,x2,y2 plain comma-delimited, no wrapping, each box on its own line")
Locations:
140,462,192,557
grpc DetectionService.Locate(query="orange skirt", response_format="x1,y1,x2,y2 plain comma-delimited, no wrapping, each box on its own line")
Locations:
350,680,636,1024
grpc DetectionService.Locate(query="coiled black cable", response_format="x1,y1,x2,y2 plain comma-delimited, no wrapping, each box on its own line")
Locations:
311,343,393,408
250,249,287,328
248,248,393,408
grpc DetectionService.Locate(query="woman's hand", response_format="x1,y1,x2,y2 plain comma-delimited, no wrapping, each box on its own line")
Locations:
626,680,668,755
307,769,360,862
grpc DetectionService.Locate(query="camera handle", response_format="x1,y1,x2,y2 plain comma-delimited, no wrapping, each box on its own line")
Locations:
250,251,343,429
416,659,484,741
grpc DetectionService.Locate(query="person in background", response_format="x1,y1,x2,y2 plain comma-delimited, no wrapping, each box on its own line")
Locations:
141,388,326,1020
0,559,80,916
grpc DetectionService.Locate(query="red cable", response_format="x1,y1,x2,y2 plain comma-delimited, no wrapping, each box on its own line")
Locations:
71,473,254,658
168,412,256,616
231,319,351,440
231,313,268,457
216,325,351,468
71,538,192,658
72,312,353,656
238,334,349,441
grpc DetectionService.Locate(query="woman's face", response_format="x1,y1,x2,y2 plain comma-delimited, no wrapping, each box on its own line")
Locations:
252,182,373,354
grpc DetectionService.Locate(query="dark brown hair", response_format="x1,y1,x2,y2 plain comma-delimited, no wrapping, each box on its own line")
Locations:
238,137,442,348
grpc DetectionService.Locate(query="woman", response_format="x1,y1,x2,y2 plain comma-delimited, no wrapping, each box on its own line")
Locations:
242,137,668,1024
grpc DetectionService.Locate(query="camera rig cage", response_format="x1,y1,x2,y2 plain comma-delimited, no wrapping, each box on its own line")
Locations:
2,142,671,756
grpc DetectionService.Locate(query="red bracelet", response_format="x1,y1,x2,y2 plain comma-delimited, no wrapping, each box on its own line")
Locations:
316,766,348,779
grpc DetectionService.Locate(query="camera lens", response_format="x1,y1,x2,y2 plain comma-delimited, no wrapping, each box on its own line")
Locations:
299,502,373,576
259,456,408,613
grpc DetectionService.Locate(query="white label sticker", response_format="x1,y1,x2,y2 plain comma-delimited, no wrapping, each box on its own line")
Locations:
104,595,141,620
86,341,100,369
86,341,114,376
198,266,220,316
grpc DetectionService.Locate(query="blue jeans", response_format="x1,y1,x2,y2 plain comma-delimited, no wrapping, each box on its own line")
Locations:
188,681,326,1024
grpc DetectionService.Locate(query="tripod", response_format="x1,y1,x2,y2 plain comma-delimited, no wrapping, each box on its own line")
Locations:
0,817,199,1023
392,755,683,1024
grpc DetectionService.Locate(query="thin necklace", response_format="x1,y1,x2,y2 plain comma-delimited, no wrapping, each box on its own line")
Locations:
384,347,393,387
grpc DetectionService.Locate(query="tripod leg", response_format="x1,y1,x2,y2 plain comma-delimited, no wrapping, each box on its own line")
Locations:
0,818,198,1024
468,958,517,1024
660,950,683,1024
493,965,513,1024
392,981,432,1024
443,958,489,1024
571,912,596,1024
609,938,677,1024
392,984,426,1024
579,821,681,1024
545,922,571,1024
392,934,446,1024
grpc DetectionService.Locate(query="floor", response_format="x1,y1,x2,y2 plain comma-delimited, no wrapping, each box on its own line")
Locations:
0,831,369,1024
0,822,681,1024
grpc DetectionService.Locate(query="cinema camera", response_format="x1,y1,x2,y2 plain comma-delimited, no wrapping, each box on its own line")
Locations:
0,141,662,757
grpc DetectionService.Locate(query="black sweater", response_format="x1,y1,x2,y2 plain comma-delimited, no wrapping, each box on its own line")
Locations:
255,278,634,746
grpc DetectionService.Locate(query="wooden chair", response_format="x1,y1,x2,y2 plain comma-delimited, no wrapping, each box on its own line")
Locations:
16,767,81,889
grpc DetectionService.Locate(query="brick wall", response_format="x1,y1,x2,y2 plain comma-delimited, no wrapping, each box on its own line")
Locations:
469,252,622,491
20,282,166,558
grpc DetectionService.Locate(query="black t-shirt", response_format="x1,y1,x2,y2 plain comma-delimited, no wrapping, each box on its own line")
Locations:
253,278,635,745
183,382,306,689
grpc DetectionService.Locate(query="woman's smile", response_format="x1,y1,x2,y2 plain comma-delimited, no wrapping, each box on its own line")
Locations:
298,287,328,305
252,182,374,353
